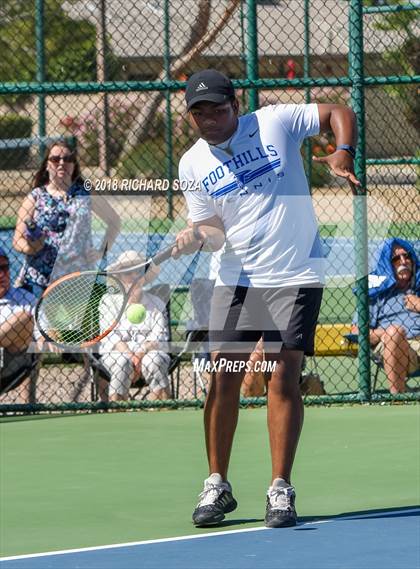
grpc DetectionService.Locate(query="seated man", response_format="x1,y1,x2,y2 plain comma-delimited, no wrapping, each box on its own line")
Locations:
98,251,171,401
0,248,36,393
352,238,420,394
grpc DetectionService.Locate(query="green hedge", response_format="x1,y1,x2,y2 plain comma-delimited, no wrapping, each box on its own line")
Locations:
0,115,33,169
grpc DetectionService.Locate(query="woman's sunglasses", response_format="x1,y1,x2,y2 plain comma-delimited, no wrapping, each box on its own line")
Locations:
48,155,75,164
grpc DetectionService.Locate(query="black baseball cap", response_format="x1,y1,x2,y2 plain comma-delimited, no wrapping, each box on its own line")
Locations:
185,69,235,111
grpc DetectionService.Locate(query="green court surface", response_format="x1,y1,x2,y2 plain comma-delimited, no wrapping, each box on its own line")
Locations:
1,405,419,558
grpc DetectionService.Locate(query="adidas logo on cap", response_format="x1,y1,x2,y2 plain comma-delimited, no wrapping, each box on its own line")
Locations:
185,70,235,110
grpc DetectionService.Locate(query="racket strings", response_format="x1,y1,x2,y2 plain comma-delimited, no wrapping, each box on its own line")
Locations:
38,274,125,346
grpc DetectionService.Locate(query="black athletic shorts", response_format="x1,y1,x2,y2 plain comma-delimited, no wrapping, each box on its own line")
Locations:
208,285,323,355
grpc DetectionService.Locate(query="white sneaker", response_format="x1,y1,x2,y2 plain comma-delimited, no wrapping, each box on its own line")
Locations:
265,478,297,528
192,473,237,526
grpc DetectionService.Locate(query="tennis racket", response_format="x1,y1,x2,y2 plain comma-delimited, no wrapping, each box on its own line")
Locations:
35,242,178,349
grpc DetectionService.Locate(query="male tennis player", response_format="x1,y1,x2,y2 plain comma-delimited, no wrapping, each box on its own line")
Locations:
173,69,359,528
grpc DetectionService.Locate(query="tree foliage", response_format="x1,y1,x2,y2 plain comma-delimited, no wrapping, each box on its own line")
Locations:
365,0,419,135
0,0,101,109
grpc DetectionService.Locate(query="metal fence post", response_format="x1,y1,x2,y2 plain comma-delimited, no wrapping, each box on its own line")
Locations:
96,0,110,176
349,0,371,401
164,0,174,220
246,0,259,112
304,0,312,189
35,0,46,159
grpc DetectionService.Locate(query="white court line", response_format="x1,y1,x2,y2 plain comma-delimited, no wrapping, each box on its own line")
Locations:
1,508,418,562
0,527,269,562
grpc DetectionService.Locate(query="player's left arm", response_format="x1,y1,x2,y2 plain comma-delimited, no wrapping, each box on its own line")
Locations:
314,104,360,187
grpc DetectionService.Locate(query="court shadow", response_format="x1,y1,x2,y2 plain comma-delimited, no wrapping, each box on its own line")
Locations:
294,527,317,531
202,518,264,528
196,507,419,530
299,505,419,524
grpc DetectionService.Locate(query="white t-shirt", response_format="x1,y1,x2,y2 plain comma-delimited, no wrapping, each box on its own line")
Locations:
98,291,169,354
179,103,325,288
208,248,223,281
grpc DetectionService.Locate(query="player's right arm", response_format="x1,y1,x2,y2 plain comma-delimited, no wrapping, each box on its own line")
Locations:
13,194,45,255
172,216,225,259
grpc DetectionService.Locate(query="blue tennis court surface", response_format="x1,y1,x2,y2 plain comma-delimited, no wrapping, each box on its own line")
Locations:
1,508,419,569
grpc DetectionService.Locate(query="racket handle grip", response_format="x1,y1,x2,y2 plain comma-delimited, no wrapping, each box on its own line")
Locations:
152,242,177,266
152,229,205,266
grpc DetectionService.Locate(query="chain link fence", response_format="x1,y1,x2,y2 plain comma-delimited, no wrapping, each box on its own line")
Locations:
0,0,419,413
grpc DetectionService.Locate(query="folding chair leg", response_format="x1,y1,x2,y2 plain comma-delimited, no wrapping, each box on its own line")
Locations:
174,366,180,400
28,360,39,404
372,365,380,393
91,371,99,401
194,369,207,398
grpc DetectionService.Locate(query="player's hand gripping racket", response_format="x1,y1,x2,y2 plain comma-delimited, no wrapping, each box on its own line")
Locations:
35,242,178,349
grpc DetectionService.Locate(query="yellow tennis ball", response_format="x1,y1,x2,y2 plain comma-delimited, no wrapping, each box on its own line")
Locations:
126,303,147,324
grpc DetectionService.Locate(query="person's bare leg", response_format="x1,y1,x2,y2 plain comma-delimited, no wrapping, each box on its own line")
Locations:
0,312,33,352
382,325,408,394
204,352,250,479
97,378,109,402
13,376,31,403
108,391,127,412
148,388,170,400
266,349,304,483
109,392,125,401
